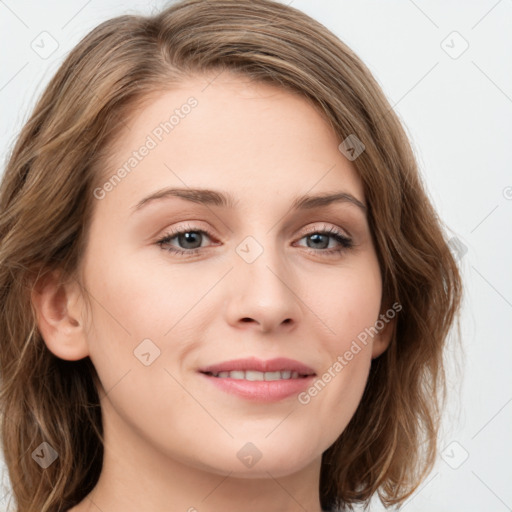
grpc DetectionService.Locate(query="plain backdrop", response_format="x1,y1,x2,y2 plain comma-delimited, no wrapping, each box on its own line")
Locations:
1,1,511,511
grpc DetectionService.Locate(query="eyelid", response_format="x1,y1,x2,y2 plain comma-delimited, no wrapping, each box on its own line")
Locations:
156,221,354,258
157,221,350,243
300,223,351,239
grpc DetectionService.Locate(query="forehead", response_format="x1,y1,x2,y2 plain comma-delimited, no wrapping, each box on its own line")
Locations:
94,73,365,214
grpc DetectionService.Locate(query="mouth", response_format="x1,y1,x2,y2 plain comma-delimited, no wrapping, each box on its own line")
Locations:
198,356,316,380
197,357,316,401
200,369,314,380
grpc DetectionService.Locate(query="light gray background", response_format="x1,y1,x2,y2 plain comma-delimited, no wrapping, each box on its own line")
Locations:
1,1,511,511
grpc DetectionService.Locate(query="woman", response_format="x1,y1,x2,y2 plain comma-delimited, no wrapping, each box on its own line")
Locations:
0,1,462,511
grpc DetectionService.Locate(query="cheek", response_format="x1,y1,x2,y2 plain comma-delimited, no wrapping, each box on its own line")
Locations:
309,256,382,347
296,257,381,429
80,246,221,393
83,246,209,339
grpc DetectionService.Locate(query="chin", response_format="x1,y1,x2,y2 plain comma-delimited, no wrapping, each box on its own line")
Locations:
205,443,318,479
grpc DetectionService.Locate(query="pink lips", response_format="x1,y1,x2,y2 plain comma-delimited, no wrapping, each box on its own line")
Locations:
198,357,316,402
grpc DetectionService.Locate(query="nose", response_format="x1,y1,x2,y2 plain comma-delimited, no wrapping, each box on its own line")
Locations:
224,240,303,334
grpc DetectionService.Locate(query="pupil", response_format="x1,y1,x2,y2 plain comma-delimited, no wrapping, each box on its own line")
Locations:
179,232,202,249
308,233,328,249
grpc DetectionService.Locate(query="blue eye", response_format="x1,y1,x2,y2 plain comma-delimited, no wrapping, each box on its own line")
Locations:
156,224,213,257
156,223,353,258
297,225,353,253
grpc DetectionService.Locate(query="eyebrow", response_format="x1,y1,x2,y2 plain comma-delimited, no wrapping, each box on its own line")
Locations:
131,187,367,213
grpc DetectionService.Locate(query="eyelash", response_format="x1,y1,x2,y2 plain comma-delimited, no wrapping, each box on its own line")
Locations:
156,223,353,258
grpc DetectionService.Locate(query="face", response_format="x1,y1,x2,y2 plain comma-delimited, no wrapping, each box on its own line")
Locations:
75,73,389,478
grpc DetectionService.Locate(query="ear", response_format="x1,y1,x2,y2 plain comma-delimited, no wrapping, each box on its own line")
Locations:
31,269,90,361
371,301,399,359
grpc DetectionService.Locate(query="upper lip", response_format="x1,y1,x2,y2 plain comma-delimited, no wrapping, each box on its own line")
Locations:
199,357,316,375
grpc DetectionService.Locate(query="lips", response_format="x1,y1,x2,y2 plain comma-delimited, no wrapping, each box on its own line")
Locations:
198,357,317,402
198,357,316,376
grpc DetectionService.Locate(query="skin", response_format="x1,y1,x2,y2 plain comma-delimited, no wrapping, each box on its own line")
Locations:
32,72,394,512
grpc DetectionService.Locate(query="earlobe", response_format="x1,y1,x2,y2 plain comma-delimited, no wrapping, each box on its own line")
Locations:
31,269,90,361
371,311,396,360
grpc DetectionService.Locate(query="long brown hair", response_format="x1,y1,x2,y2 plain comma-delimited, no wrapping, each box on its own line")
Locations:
0,0,462,510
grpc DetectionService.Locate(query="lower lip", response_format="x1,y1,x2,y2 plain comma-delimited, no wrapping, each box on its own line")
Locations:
199,372,316,402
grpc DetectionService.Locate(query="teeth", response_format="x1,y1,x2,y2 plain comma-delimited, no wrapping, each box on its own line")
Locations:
209,370,308,380
246,370,264,381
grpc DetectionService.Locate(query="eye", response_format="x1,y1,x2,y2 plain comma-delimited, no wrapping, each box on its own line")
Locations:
156,223,216,257
294,224,353,256
156,223,353,258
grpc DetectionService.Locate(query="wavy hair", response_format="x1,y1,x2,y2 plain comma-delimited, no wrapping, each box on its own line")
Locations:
0,0,462,510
